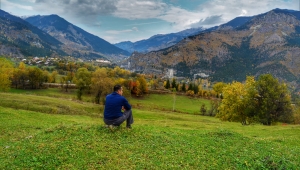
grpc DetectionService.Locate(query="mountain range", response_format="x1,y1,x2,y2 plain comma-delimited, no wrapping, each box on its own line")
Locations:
0,10,129,61
0,10,65,58
25,15,130,60
114,27,205,53
115,16,254,54
124,9,300,87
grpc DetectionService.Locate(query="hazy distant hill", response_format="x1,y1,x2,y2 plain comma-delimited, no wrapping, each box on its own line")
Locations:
125,9,300,86
115,17,254,54
0,10,65,58
25,15,130,60
114,27,205,53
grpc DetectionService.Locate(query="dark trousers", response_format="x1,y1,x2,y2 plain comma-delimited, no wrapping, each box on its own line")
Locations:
104,110,134,127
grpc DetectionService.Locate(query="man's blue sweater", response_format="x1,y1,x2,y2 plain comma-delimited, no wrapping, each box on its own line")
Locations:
104,92,131,120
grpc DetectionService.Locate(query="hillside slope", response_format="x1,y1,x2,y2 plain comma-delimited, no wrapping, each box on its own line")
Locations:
0,10,65,58
25,15,130,60
125,9,300,85
1,91,300,169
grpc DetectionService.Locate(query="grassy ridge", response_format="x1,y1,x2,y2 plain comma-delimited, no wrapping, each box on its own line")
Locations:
0,92,102,116
1,90,300,169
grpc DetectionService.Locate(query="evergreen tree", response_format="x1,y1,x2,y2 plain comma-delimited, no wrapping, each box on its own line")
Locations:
193,83,199,94
182,82,186,92
171,78,177,89
188,83,193,91
165,79,170,89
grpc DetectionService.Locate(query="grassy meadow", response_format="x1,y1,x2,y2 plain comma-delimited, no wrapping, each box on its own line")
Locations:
1,88,300,169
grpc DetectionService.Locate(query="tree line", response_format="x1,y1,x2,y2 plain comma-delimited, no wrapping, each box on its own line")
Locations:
0,57,148,104
1,57,299,125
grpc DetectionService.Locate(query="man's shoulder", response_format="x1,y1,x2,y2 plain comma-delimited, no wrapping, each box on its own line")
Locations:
106,92,116,97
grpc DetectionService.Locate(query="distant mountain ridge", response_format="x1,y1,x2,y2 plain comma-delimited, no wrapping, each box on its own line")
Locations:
25,15,130,60
124,9,300,88
114,27,205,53
0,10,66,58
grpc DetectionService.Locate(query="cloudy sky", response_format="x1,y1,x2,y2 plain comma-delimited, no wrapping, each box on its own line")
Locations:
2,0,300,43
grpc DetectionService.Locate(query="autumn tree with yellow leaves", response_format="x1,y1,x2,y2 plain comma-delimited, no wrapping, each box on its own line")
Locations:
0,57,14,91
217,75,293,125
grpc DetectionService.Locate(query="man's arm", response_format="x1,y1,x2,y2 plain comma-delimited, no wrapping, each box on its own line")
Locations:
123,98,131,110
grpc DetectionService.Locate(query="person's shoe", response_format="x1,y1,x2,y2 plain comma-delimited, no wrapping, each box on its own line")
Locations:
126,126,132,129
108,125,115,130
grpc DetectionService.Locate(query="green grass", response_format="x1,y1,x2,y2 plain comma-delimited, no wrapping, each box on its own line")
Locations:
9,88,76,99
0,92,102,117
9,88,95,103
131,94,211,114
1,90,300,169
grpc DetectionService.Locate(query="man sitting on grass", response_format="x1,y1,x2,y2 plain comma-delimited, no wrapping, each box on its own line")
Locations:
104,85,134,129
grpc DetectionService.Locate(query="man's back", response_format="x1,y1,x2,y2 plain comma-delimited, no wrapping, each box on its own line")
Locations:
104,92,131,120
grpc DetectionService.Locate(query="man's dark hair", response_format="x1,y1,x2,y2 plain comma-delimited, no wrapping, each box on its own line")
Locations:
114,85,122,92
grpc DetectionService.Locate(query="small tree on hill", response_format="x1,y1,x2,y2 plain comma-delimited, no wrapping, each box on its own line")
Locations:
200,104,207,115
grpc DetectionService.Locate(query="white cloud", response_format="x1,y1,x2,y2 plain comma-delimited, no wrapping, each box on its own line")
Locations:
162,0,299,30
2,0,33,11
125,21,163,26
106,27,139,35
113,0,168,19
132,27,139,31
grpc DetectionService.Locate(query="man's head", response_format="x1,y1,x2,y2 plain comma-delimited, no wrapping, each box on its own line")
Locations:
114,84,123,96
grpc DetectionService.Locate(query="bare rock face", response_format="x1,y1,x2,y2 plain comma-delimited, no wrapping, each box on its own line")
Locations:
126,9,300,84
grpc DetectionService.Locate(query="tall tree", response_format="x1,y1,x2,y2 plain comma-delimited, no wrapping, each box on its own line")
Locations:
193,83,199,94
182,82,186,92
188,83,193,91
165,79,170,89
217,76,256,125
27,67,43,89
137,75,148,96
171,78,177,89
213,82,227,97
75,67,91,100
217,75,293,125
49,71,58,83
91,68,114,104
0,57,14,91
255,74,292,125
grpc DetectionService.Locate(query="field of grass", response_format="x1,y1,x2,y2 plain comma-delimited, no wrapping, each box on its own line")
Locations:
1,89,300,169
130,94,211,114
9,88,95,103
8,88,212,114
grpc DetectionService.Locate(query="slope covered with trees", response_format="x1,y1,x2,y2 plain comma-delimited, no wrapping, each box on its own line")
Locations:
126,9,300,87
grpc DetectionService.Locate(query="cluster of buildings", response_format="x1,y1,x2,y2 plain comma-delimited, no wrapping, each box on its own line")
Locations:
21,57,59,66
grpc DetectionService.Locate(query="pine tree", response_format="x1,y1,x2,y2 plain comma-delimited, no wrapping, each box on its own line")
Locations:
188,83,193,91
193,83,199,94
171,78,177,89
165,79,170,89
182,82,186,92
